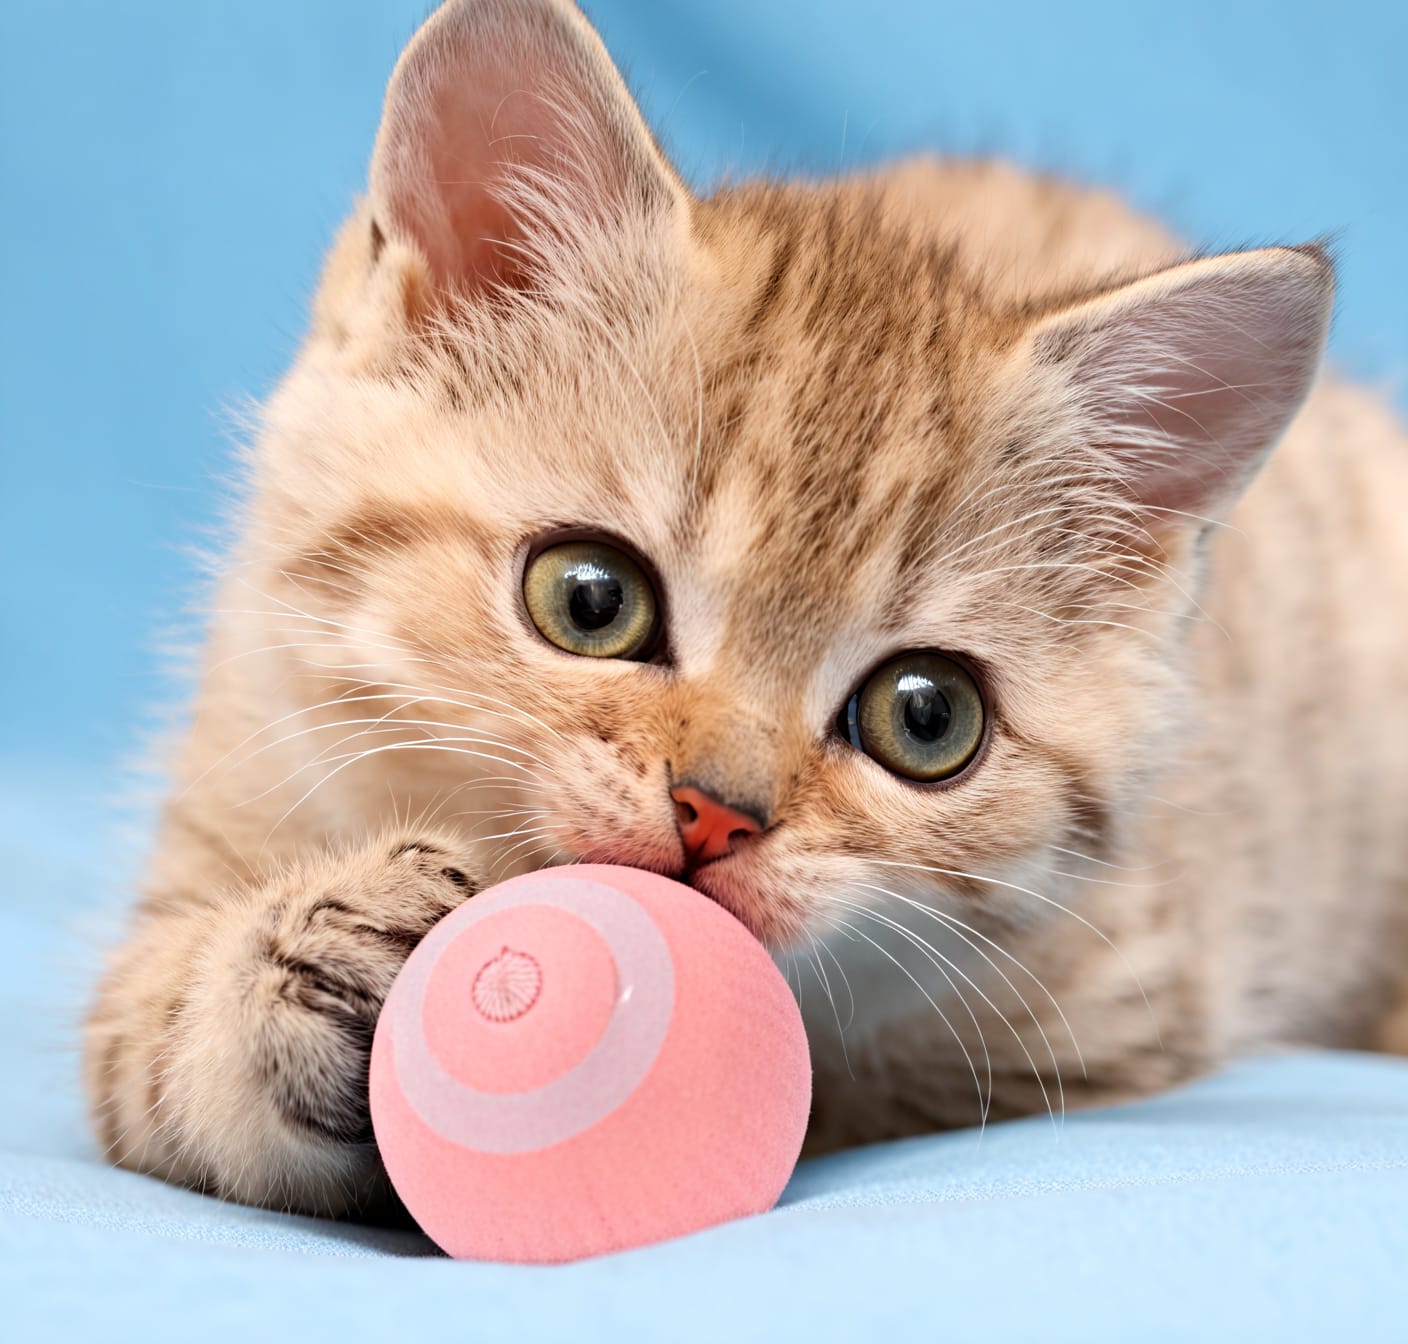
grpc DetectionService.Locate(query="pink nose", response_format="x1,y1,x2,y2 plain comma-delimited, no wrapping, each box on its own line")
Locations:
670,785,762,866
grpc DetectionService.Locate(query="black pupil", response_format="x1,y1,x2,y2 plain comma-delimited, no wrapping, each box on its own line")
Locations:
901,682,951,743
567,572,624,631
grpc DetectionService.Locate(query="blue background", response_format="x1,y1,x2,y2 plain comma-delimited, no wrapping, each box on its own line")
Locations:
2,0,1404,801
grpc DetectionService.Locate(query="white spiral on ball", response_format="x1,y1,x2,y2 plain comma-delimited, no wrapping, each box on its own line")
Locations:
388,878,676,1155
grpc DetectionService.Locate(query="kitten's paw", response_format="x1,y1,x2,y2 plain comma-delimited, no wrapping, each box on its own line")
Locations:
111,834,480,1218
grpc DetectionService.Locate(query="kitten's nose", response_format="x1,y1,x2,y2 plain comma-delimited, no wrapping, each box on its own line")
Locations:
670,785,762,866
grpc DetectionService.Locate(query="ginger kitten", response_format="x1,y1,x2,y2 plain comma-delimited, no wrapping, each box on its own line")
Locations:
85,0,1408,1218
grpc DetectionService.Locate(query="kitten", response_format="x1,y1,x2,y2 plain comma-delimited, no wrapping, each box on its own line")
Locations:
85,0,1408,1218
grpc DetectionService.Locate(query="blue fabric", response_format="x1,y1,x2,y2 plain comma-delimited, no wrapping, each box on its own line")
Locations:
4,1060,1407,1343
4,2,1407,1339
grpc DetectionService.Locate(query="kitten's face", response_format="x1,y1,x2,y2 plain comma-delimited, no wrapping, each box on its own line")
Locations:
262,189,1175,951
251,0,1327,951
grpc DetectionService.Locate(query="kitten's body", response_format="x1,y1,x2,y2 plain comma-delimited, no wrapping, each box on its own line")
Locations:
86,0,1408,1215
808,165,1408,1138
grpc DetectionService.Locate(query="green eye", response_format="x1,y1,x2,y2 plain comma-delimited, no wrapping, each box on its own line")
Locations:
522,539,659,660
841,652,985,782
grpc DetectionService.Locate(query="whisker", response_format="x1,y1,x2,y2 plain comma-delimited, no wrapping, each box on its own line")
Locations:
217,580,568,740
179,675,557,800
852,877,1080,1093
869,857,1162,1048
826,914,990,1130
257,741,549,851
1045,844,1166,875
833,895,1025,1125
802,926,854,1079
243,730,546,809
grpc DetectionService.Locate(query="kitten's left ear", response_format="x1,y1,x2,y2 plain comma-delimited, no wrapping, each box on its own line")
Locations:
1012,246,1333,518
368,0,687,298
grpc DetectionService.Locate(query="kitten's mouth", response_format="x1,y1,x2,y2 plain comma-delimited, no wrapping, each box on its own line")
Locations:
546,847,769,940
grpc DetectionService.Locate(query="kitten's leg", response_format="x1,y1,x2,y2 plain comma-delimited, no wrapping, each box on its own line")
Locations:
83,833,479,1218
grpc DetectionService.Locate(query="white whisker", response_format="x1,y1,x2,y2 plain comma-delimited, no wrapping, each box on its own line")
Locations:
853,877,1082,1088
827,914,990,1129
802,927,855,1077
869,857,1162,1048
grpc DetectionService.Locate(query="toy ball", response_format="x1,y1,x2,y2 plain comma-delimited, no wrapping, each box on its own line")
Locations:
369,863,812,1262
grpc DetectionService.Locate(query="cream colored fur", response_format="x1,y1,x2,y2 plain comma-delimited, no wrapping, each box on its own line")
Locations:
85,0,1408,1216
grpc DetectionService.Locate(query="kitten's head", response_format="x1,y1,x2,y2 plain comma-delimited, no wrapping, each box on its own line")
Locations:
251,0,1331,948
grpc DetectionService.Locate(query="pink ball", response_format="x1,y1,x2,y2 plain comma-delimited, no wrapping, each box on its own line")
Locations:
369,863,811,1262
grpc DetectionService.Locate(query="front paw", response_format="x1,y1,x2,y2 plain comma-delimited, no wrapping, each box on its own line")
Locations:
158,835,478,1216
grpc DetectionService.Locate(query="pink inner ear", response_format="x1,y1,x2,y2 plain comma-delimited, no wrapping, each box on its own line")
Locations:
402,81,558,292
369,2,673,298
1049,252,1333,517
1094,333,1299,515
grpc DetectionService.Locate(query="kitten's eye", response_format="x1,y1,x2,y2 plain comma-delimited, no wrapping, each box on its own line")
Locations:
840,652,985,782
522,539,659,660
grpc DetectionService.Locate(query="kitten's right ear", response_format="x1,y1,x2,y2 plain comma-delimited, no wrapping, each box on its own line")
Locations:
367,0,687,299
